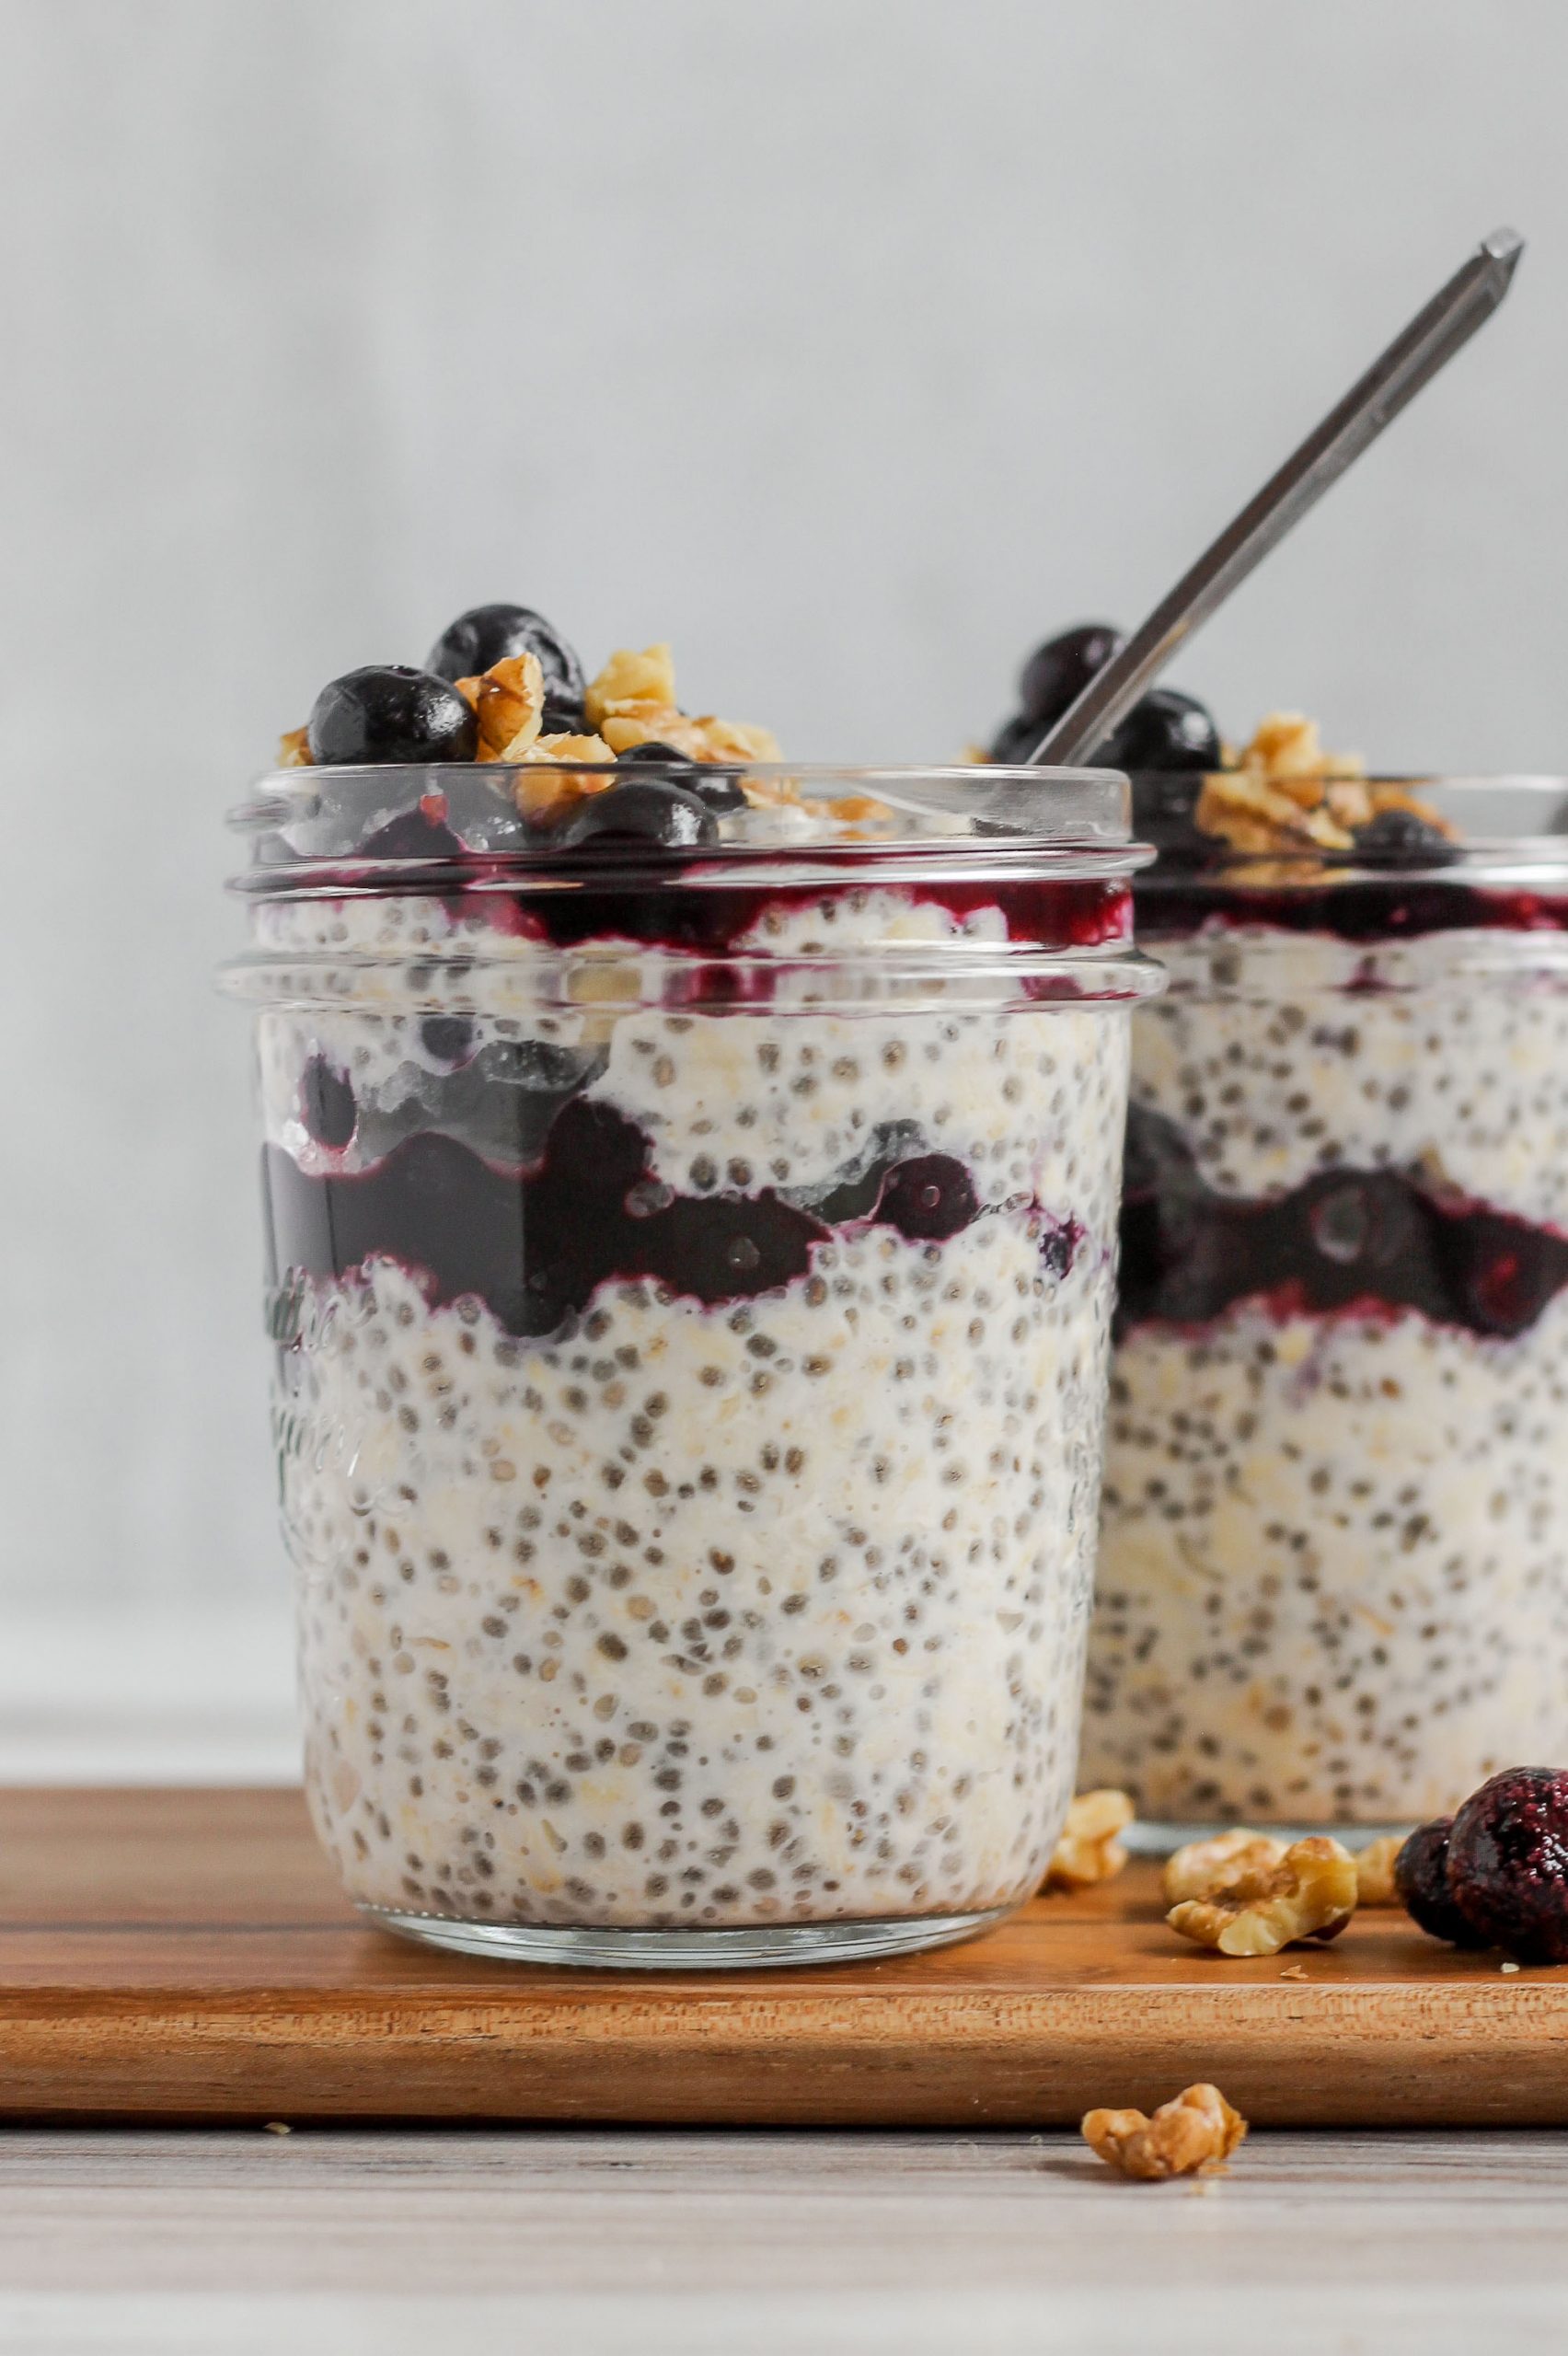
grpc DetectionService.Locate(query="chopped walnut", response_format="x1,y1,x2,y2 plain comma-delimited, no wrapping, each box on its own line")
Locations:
1191,710,1454,858
1239,710,1365,785
585,643,678,727
1194,769,1357,855
1161,1830,1286,1909
1167,1835,1357,1957
511,733,616,820
458,652,546,762
277,725,312,769
1355,1833,1406,1907
588,645,783,770
1082,2083,1248,2180
1043,1790,1135,1890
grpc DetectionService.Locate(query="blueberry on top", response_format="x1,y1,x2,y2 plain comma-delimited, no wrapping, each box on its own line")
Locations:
617,739,695,766
553,780,720,852
1095,687,1221,776
617,742,748,815
1446,1767,1568,1963
307,667,478,767
1019,623,1124,727
1354,806,1458,860
425,603,587,728
988,711,1049,764
1393,1817,1491,1947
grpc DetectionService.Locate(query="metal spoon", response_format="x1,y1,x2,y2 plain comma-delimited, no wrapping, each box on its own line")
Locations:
1023,228,1525,770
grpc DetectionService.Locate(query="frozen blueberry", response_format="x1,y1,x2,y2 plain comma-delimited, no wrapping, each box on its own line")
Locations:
301,1056,356,1150
424,604,588,730
1018,623,1124,727
553,780,719,852
1447,1768,1568,1963
1096,687,1221,776
1354,806,1458,860
1394,1817,1490,1947
307,667,478,767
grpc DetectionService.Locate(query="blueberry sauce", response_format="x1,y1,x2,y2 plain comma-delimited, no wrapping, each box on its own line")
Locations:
1138,876,1568,945
1117,1103,1568,1343
263,1103,1067,1338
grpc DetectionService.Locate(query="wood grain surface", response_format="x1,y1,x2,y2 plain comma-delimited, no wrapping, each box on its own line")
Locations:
3,1786,1566,2127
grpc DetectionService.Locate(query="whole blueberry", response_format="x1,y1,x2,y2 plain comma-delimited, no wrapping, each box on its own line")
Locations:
553,780,719,852
307,666,478,767
1095,687,1221,775
300,1056,356,1150
1447,1768,1568,1963
1394,1817,1491,1947
988,711,1048,763
617,746,749,817
617,740,694,766
425,603,588,730
1354,806,1458,860
1018,623,1124,727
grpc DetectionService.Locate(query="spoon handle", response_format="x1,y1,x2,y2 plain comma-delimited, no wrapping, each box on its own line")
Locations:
1025,228,1524,769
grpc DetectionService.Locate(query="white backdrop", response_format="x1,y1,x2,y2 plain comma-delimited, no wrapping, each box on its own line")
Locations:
2,0,1565,1658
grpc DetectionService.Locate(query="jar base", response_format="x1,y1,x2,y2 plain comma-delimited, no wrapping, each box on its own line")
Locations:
359,1900,1016,1970
1124,1816,1416,1857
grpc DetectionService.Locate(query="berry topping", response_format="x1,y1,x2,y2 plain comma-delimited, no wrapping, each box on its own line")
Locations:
307,667,478,767
1393,1818,1490,1946
300,1056,356,1151
988,712,1048,765
425,604,588,730
1446,1768,1568,1963
617,739,694,766
1354,806,1458,859
552,780,720,852
617,745,752,817
1018,623,1124,727
1096,687,1221,776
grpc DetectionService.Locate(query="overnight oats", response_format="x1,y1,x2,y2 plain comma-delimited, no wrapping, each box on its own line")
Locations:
984,627,1568,1834
224,604,1160,1965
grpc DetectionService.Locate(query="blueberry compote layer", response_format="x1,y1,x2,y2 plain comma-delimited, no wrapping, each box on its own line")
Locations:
1088,896,1568,1826
254,866,1136,1934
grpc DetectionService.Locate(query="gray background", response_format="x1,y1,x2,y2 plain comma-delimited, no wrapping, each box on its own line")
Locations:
3,0,1564,1634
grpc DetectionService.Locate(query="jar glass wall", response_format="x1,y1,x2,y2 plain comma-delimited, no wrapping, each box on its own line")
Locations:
1087,779,1568,1839
225,761,1160,1966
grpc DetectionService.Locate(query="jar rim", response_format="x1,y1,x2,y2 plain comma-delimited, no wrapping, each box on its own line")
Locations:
228,760,1147,896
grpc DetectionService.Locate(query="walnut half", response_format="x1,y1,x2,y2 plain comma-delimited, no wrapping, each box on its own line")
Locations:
1354,1833,1406,1907
1082,2083,1248,2180
1043,1789,1135,1890
1167,1835,1357,1957
1161,1830,1286,1908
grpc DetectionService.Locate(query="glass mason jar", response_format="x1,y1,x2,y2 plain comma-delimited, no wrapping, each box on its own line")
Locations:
223,758,1160,1967
1085,779,1568,1838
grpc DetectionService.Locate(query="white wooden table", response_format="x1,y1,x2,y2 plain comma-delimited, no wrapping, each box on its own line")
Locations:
3,1612,1565,2352
0,2126,1563,2354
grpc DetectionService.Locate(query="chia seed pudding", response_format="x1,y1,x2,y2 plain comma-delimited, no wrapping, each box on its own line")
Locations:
225,610,1159,1964
983,629,1568,1832
1090,756,1568,1829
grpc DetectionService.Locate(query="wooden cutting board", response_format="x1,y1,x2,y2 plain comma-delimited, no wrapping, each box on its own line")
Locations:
2,1786,1565,2127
